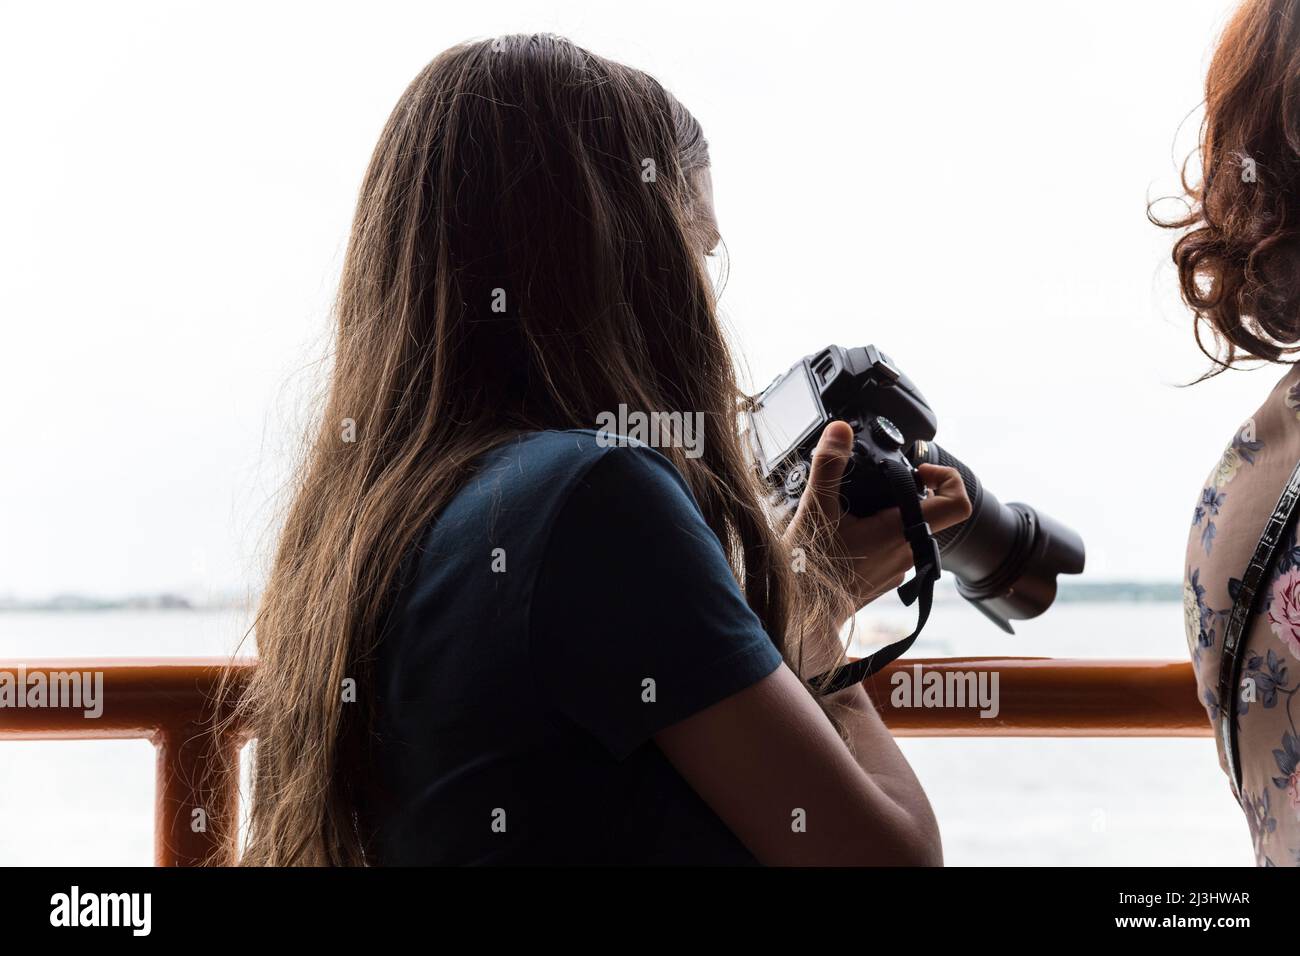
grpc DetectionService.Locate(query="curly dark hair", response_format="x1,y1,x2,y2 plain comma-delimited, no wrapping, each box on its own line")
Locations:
1153,0,1300,377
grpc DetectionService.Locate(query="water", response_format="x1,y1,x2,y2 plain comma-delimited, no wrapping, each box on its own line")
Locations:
864,598,1252,866
0,602,1255,866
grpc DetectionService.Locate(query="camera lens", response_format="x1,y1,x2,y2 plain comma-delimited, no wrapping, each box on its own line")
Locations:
912,441,1085,631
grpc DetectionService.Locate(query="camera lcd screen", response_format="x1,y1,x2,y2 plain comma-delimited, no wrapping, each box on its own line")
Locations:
752,365,822,473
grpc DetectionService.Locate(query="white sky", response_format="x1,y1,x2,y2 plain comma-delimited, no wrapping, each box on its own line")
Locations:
0,0,1266,598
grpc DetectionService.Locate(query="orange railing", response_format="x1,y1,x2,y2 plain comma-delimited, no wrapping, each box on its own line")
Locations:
0,656,1208,865
0,659,252,866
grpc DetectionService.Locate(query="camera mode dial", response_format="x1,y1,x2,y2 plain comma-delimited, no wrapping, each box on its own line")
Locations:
869,415,905,451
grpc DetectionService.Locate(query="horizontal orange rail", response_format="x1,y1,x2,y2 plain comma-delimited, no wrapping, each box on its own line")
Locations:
0,656,1208,865
870,657,1209,736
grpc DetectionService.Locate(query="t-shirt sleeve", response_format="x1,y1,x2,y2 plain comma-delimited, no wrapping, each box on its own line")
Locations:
529,443,784,760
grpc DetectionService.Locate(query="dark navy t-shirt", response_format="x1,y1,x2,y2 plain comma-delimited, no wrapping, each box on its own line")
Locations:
365,429,784,865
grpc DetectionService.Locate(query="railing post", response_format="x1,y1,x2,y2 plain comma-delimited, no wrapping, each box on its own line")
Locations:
154,722,242,867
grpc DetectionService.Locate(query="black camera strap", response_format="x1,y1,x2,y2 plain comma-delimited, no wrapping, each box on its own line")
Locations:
809,458,943,696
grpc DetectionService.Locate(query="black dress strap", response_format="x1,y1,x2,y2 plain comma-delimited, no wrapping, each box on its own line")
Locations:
1216,459,1300,801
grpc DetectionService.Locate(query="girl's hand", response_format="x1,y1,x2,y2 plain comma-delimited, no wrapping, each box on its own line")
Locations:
784,420,973,611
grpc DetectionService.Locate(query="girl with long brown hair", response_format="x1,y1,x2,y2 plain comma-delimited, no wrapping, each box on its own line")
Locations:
233,33,969,865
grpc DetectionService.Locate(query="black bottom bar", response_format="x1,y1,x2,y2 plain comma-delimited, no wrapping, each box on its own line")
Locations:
0,866,1280,941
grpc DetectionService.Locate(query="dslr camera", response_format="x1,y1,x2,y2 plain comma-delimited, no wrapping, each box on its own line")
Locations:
747,344,1084,633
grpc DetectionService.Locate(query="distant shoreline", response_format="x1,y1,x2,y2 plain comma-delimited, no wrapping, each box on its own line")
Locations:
932,580,1181,604
0,594,253,613
0,581,1183,612
1052,582,1182,603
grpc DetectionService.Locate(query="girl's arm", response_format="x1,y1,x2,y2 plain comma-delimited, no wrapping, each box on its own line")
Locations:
654,422,966,866
655,663,941,866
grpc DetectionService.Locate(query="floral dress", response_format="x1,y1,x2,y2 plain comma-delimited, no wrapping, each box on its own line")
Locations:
1185,363,1300,866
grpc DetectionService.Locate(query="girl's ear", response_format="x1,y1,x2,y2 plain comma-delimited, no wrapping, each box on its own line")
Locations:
688,166,721,254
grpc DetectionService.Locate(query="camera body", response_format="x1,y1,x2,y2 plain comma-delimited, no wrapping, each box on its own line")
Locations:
748,344,1085,633
749,344,934,517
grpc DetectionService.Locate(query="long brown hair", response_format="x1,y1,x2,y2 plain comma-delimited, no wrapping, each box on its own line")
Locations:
227,34,854,866
1154,0,1300,376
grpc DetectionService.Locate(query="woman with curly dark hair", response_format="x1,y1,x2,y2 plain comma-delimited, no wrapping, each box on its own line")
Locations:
1159,0,1300,866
